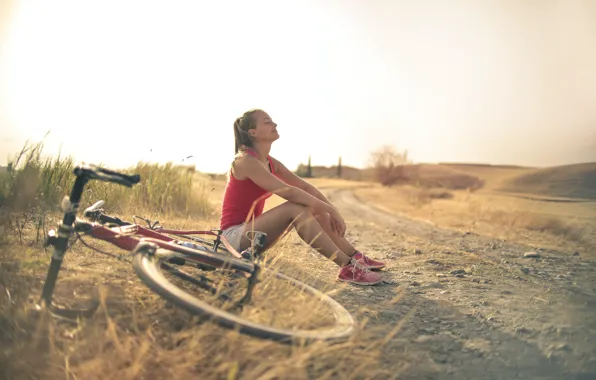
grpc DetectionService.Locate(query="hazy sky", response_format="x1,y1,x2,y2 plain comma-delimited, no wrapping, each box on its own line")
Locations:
1,0,595,173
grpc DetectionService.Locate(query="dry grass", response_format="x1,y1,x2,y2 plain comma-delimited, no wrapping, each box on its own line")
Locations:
6,145,591,379
438,163,533,191
499,162,596,200
0,141,214,218
0,146,405,379
0,216,399,380
355,184,596,254
0,156,403,379
405,188,454,208
464,201,589,245
0,141,215,248
400,165,484,190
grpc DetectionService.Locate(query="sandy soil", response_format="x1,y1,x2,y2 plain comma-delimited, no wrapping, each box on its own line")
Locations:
281,186,596,379
2,180,595,379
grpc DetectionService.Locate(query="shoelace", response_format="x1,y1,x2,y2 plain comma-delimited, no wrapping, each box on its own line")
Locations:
355,252,375,265
348,257,372,279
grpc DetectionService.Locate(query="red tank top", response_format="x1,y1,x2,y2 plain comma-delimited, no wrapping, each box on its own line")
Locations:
219,149,277,230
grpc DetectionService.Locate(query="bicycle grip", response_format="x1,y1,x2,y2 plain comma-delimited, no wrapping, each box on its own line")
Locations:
96,166,141,186
75,164,141,187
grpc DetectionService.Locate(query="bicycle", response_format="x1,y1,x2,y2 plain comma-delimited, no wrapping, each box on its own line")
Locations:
39,163,356,344
84,199,233,257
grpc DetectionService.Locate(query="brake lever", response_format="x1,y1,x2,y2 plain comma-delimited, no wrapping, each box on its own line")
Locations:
132,215,153,228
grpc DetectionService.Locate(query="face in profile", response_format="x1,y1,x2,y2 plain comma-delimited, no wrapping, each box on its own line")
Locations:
248,110,279,143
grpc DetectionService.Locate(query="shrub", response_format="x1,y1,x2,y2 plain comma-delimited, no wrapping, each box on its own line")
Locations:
368,145,411,186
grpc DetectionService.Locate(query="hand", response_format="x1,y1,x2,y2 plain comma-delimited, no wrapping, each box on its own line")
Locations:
329,209,346,238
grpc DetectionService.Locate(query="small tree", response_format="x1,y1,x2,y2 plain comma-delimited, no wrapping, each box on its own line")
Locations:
368,145,410,186
306,155,312,178
337,156,342,178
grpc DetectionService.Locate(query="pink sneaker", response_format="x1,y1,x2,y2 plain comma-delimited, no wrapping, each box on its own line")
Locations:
338,259,383,285
353,251,386,270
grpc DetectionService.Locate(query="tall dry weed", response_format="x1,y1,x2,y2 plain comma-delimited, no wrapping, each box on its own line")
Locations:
0,231,401,380
0,141,214,245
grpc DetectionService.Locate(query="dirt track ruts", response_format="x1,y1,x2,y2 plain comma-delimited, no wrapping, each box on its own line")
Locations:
294,187,596,379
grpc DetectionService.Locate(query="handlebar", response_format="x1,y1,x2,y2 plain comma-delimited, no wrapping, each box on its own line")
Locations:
74,163,141,187
40,163,140,306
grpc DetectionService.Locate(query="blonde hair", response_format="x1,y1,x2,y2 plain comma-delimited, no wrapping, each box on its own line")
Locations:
233,109,262,154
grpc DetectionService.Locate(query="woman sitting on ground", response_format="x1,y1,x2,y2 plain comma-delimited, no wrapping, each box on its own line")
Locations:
219,108,385,286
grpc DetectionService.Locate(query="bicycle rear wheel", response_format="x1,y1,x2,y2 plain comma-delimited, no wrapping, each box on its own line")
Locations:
132,243,355,344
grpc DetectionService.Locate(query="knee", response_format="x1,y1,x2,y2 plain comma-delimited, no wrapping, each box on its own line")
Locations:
284,203,311,221
287,204,324,230
313,212,331,225
313,212,335,234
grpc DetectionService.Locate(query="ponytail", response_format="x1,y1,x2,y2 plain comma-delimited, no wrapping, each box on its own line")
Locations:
232,109,261,155
233,118,243,154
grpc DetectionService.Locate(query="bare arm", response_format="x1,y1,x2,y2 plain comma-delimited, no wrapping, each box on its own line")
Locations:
270,157,333,206
234,155,335,215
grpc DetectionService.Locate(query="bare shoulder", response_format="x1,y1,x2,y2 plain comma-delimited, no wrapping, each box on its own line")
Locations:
231,153,253,180
232,153,263,180
234,154,296,194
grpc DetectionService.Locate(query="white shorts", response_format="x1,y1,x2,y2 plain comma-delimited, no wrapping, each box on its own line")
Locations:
221,223,246,252
221,223,267,253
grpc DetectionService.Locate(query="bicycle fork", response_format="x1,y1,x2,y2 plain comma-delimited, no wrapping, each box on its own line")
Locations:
235,231,267,307
39,175,92,316
40,223,74,306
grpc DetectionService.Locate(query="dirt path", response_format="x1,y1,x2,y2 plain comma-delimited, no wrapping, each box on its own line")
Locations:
287,187,596,379
5,184,594,379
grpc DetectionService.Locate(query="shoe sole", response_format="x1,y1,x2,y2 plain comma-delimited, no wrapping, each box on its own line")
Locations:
355,261,386,271
360,265,385,271
337,278,383,286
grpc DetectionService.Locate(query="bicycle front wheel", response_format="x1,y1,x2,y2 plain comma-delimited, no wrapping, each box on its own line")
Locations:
132,244,355,344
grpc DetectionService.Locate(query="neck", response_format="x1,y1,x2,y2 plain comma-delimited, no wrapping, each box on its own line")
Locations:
247,142,271,162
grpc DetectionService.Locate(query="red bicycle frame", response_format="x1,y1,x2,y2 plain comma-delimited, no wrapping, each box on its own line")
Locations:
83,223,243,259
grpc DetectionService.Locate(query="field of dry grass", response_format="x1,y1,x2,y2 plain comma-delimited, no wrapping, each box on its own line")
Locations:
0,147,398,380
437,163,533,191
2,145,596,379
0,215,400,380
352,163,596,257
499,162,596,200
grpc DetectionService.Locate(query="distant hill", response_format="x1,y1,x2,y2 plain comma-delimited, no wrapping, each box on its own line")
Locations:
437,163,534,190
400,164,484,190
298,164,483,190
499,162,596,200
296,164,366,181
438,162,528,169
211,161,596,199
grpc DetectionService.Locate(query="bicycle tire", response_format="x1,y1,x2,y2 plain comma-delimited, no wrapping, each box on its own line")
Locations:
132,248,356,344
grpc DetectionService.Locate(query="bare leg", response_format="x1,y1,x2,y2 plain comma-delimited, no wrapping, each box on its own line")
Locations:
237,202,352,266
313,212,358,256
314,212,386,271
